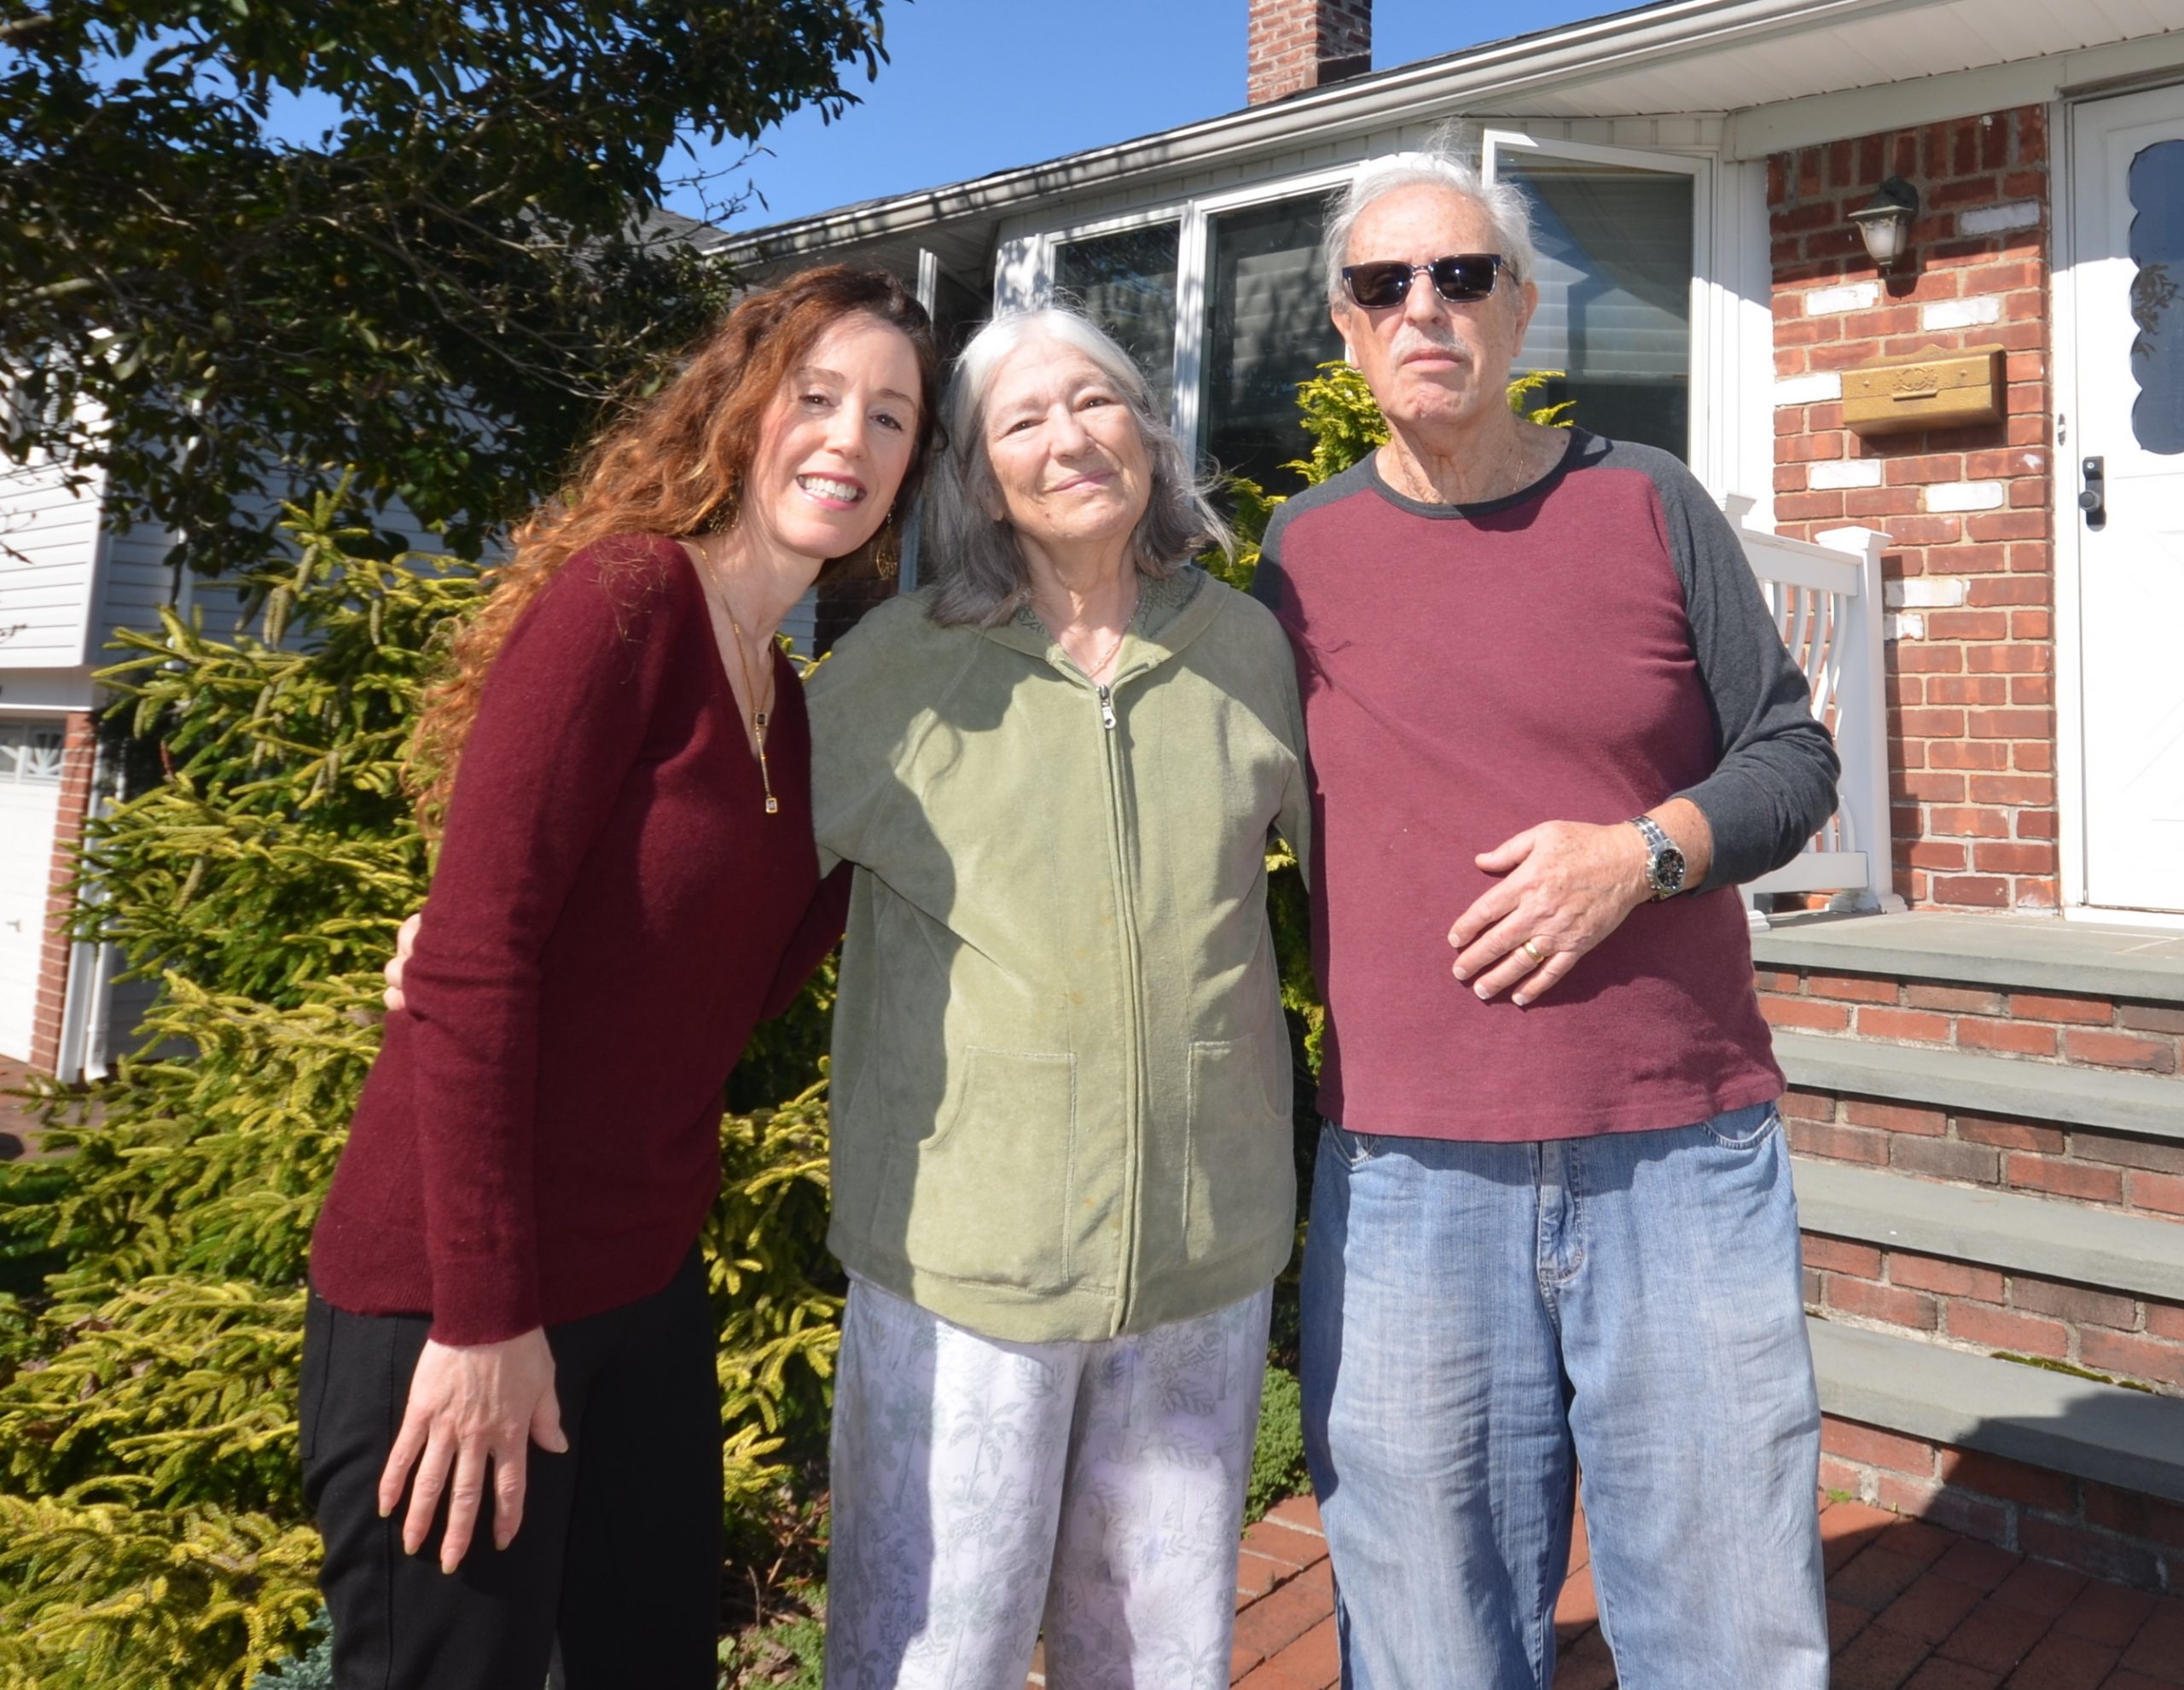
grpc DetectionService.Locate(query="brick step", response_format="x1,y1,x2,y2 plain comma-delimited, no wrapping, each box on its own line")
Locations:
1811,1318,2184,1589
1797,1158,2184,1298
1753,910,2184,1007
1794,1158,2184,1395
1774,1031,2184,1224
1754,915,2184,1114
1774,1032,2184,1145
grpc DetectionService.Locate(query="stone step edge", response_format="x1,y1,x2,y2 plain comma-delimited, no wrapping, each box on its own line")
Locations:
1752,912,2184,1007
1773,1030,2184,1144
1792,1156,2184,1304
1809,1317,2184,1507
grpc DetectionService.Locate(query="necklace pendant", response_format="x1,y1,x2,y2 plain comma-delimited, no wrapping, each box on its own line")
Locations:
764,794,780,816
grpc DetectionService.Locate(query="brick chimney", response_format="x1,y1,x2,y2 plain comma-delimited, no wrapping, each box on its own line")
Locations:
1246,0,1372,105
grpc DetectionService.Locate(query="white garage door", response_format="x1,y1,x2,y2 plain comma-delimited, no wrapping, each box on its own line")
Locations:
0,721,67,1060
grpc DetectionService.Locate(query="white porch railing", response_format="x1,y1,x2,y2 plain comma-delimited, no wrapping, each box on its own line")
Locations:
1722,495,1906,932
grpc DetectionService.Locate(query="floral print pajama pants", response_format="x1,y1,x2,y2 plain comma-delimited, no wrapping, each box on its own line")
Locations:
823,1277,1273,1690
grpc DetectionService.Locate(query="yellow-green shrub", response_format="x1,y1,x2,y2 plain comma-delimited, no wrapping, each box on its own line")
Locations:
0,491,845,1688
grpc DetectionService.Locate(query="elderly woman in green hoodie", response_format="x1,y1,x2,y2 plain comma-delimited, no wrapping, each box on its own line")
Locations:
810,305,1309,1690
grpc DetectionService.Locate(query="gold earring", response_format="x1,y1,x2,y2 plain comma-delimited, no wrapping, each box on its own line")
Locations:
874,514,901,580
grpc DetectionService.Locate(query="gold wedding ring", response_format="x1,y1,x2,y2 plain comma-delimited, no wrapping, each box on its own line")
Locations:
1521,937,1548,962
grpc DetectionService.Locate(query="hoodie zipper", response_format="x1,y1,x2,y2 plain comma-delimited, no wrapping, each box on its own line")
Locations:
1093,671,1147,1333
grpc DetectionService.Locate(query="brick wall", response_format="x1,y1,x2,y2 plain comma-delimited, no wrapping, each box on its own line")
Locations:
28,710,96,1074
1822,1418,2183,1593
1769,108,2056,912
1246,0,1371,105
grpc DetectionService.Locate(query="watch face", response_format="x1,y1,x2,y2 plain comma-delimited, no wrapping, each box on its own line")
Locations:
1655,845,1687,896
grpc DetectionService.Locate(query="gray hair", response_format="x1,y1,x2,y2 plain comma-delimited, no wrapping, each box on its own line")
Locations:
1321,137,1541,307
923,306,1233,628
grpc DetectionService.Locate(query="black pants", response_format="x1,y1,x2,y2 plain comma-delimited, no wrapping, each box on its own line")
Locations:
300,1249,723,1689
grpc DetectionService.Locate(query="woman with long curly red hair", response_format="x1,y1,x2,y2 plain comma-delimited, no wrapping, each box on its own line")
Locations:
301,265,938,1690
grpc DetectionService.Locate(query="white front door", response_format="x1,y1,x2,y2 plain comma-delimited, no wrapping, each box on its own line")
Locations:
2072,86,2184,914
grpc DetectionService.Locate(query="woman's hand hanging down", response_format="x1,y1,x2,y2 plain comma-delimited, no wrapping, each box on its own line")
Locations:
378,1327,569,1572
375,910,565,1571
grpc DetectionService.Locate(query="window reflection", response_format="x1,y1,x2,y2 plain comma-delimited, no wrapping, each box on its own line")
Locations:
1496,153,1694,459
1054,224,1181,414
1201,195,1345,494
2129,139,2184,456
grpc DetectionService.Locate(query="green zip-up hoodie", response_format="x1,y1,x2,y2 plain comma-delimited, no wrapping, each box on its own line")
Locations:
807,566,1310,1343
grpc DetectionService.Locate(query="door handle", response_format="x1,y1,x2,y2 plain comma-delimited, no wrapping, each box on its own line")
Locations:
2079,456,2106,529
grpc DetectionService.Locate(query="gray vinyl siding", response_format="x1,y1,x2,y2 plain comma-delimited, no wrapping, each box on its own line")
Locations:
0,453,102,668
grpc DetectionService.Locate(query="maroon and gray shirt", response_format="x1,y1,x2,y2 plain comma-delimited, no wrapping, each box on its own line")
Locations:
1252,428,1840,1142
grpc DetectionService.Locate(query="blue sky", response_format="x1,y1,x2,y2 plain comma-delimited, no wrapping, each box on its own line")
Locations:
677,0,1635,231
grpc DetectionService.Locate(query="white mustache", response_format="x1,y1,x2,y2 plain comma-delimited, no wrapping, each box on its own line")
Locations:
1391,334,1470,363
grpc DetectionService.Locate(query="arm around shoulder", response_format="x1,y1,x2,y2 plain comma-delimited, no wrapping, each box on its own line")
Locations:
804,592,950,877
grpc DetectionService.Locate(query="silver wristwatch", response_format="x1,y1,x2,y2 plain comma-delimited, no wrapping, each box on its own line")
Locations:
1629,814,1687,900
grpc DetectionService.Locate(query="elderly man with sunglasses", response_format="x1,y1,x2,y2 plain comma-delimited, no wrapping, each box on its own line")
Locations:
1250,143,1839,1690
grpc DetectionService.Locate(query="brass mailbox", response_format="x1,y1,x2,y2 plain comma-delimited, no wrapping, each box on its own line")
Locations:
1841,344,2007,436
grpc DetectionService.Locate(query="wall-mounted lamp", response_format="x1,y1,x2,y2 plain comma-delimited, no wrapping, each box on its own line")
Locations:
1849,176,1920,273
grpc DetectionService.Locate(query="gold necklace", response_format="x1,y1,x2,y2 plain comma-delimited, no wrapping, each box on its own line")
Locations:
1044,579,1140,684
688,543,779,816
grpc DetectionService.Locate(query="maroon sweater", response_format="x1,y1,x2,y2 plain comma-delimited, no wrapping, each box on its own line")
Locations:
311,536,842,1344
1253,432,1839,1141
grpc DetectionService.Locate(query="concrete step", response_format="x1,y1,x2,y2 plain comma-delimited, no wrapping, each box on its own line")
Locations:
1755,910,2184,1006
1809,1316,2184,1506
1773,1031,2184,1146
1793,1157,2184,1301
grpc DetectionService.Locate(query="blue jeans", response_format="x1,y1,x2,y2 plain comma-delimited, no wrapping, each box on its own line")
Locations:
1300,1103,1827,1690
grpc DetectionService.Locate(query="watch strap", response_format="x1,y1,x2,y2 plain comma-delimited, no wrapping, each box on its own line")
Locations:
1629,814,1686,899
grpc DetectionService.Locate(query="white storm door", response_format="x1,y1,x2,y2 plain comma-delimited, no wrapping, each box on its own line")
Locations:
2071,87,2184,914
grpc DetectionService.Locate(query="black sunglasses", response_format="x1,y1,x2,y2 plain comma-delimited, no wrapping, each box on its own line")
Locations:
1340,253,1507,310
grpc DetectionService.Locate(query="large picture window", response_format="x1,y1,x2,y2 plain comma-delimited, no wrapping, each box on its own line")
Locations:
1031,139,1710,496
1039,174,1355,499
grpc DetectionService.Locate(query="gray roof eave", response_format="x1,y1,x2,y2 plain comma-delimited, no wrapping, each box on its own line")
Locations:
715,0,1961,262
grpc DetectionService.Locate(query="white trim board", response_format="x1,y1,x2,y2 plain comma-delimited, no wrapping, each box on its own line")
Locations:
2053,94,2089,914
1726,32,2184,158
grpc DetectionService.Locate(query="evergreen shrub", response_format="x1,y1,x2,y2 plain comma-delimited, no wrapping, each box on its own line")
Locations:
0,492,841,1690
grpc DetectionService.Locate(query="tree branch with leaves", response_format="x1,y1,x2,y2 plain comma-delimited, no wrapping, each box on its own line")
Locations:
1,0,892,574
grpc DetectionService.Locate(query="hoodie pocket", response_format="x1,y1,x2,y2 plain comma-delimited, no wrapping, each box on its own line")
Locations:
892,1046,1078,1289
1183,1031,1296,1263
